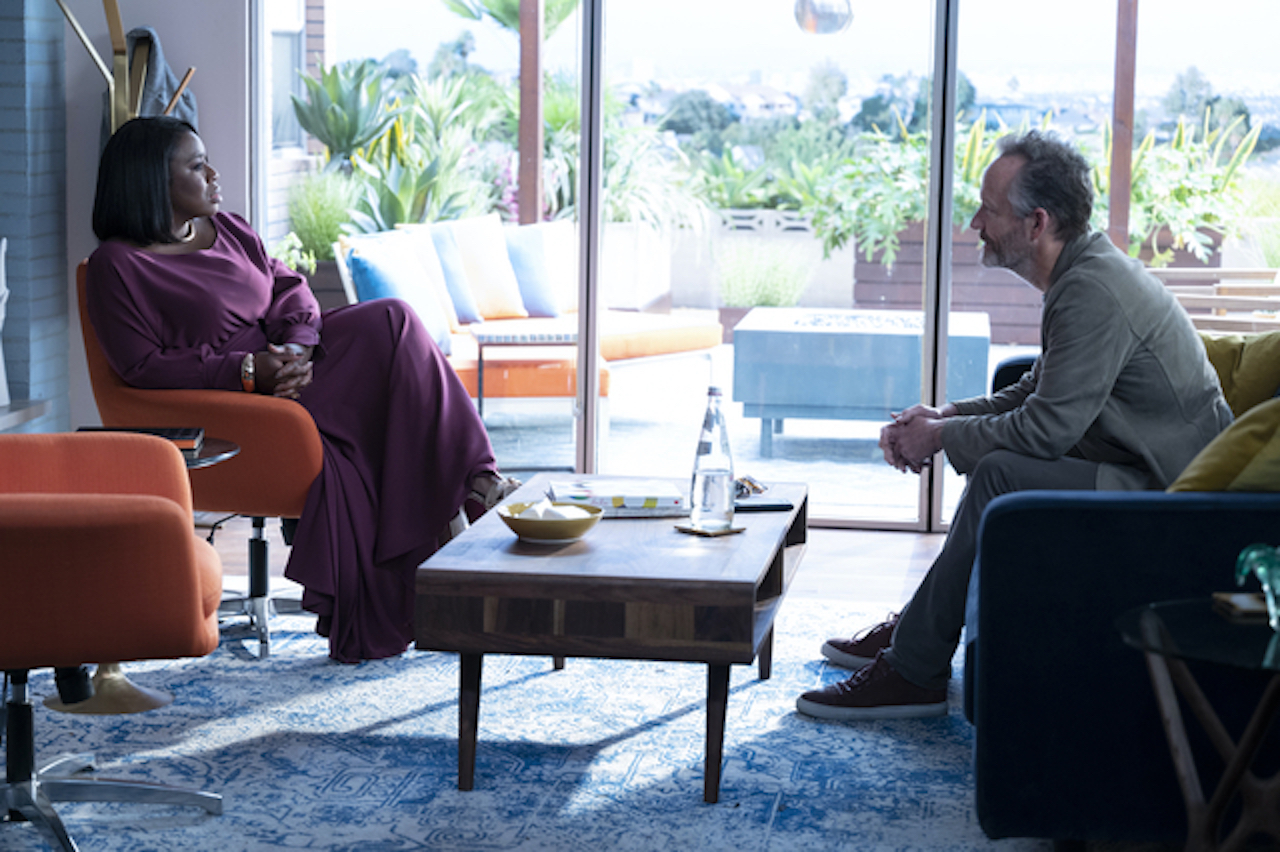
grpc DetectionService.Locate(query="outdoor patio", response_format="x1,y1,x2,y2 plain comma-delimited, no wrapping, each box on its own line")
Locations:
485,339,1034,524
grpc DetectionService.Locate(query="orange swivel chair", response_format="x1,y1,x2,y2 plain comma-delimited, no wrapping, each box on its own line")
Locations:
77,262,324,657
0,432,224,849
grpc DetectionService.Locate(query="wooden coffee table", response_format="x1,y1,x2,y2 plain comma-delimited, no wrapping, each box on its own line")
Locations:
414,474,807,803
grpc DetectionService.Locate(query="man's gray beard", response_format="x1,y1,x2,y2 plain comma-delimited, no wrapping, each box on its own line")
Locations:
979,241,1031,278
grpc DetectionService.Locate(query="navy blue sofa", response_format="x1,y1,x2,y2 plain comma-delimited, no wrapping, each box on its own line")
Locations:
964,489,1280,844
961,348,1280,845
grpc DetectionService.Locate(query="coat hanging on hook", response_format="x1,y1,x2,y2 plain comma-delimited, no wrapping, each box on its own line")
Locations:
99,26,198,149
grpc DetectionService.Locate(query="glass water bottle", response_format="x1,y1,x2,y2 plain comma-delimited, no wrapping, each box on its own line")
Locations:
690,386,734,531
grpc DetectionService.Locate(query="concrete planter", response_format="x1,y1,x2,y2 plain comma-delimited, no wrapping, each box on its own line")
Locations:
732,307,991,456
717,306,752,344
669,209,856,313
600,221,672,311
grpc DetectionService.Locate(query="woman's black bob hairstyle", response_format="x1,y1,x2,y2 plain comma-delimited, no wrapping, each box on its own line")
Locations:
92,116,199,245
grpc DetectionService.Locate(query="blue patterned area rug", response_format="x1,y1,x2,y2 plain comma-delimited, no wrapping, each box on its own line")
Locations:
2,601,1047,851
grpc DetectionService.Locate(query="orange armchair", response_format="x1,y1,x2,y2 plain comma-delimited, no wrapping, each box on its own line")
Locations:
0,432,223,848
77,262,324,657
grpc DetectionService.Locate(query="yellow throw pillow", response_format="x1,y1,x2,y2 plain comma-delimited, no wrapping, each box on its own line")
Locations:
1168,397,1280,492
446,214,529,320
1198,331,1280,417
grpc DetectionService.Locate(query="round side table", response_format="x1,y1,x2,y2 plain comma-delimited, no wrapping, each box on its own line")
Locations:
1117,598,1280,851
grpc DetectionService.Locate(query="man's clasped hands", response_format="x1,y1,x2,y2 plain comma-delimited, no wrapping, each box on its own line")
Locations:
879,402,957,474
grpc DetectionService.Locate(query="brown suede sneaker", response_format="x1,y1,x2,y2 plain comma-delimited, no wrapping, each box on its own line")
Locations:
820,612,899,670
796,650,948,720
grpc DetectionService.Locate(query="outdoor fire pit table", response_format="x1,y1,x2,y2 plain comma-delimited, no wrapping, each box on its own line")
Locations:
732,307,991,457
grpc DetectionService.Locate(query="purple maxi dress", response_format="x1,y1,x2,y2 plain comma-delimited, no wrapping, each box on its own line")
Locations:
86,212,496,662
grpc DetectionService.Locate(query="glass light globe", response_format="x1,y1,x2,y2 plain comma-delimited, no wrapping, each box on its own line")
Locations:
794,0,853,35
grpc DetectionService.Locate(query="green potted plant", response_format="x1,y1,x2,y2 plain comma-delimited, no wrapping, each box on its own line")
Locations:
802,111,1001,267
1239,173,1280,267
291,59,404,173
531,80,711,310
714,236,816,342
343,72,503,233
268,231,315,276
288,170,360,262
1092,111,1262,266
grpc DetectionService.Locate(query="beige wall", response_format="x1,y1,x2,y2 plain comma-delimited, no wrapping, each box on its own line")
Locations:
62,0,252,427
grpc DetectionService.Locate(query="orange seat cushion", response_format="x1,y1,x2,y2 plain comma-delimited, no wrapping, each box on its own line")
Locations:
448,340,610,398
0,493,220,668
445,310,721,399
597,310,723,361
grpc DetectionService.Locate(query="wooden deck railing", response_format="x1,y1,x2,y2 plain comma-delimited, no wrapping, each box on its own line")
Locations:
1148,267,1280,333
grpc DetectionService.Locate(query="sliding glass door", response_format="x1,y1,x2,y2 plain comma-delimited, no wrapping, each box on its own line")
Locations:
257,0,1279,529
592,0,943,527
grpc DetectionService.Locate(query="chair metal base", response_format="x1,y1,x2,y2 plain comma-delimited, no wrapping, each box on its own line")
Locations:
211,515,303,659
3,774,222,852
218,595,273,658
4,679,220,851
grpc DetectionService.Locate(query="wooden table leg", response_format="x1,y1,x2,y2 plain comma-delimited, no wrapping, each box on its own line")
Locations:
1140,610,1280,850
553,601,566,670
458,653,483,791
758,626,774,681
1202,674,1280,851
705,663,730,804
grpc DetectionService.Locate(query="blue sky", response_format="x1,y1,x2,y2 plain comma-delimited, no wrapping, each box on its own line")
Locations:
327,0,1280,101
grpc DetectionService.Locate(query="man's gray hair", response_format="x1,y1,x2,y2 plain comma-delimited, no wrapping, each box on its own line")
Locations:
996,130,1094,242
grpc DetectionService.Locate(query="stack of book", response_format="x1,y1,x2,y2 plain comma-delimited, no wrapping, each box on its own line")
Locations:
549,479,685,518
79,426,204,458
1211,591,1269,623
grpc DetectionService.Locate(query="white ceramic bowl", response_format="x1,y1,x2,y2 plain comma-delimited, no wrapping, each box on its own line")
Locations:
497,501,604,544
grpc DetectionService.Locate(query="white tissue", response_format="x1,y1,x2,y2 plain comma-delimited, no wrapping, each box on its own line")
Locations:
518,499,592,520
543,504,592,520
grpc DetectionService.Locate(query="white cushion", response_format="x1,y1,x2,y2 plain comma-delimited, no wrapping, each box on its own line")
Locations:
340,230,454,355
446,214,529,320
540,219,578,313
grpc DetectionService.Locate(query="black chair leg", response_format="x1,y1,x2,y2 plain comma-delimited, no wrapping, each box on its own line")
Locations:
5,671,35,817
248,517,271,658
2,668,221,849
217,516,273,658
53,667,93,705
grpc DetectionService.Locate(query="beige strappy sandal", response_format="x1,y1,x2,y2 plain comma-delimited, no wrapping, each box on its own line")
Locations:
440,474,523,546
468,473,522,512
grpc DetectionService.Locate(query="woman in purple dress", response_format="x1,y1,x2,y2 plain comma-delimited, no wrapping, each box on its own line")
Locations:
86,117,515,663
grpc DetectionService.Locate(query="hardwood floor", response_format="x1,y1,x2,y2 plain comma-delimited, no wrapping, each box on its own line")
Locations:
790,526,942,609
207,514,943,615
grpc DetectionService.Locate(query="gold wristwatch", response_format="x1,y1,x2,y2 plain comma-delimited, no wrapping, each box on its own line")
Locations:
240,352,256,393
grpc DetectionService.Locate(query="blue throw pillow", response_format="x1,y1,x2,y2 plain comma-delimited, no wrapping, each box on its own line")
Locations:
347,245,453,356
505,224,561,318
428,225,484,325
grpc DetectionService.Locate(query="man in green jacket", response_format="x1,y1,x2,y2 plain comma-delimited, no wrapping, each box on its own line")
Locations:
797,130,1233,720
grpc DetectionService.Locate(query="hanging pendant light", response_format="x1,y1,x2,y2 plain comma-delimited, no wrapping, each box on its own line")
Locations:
794,0,852,34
